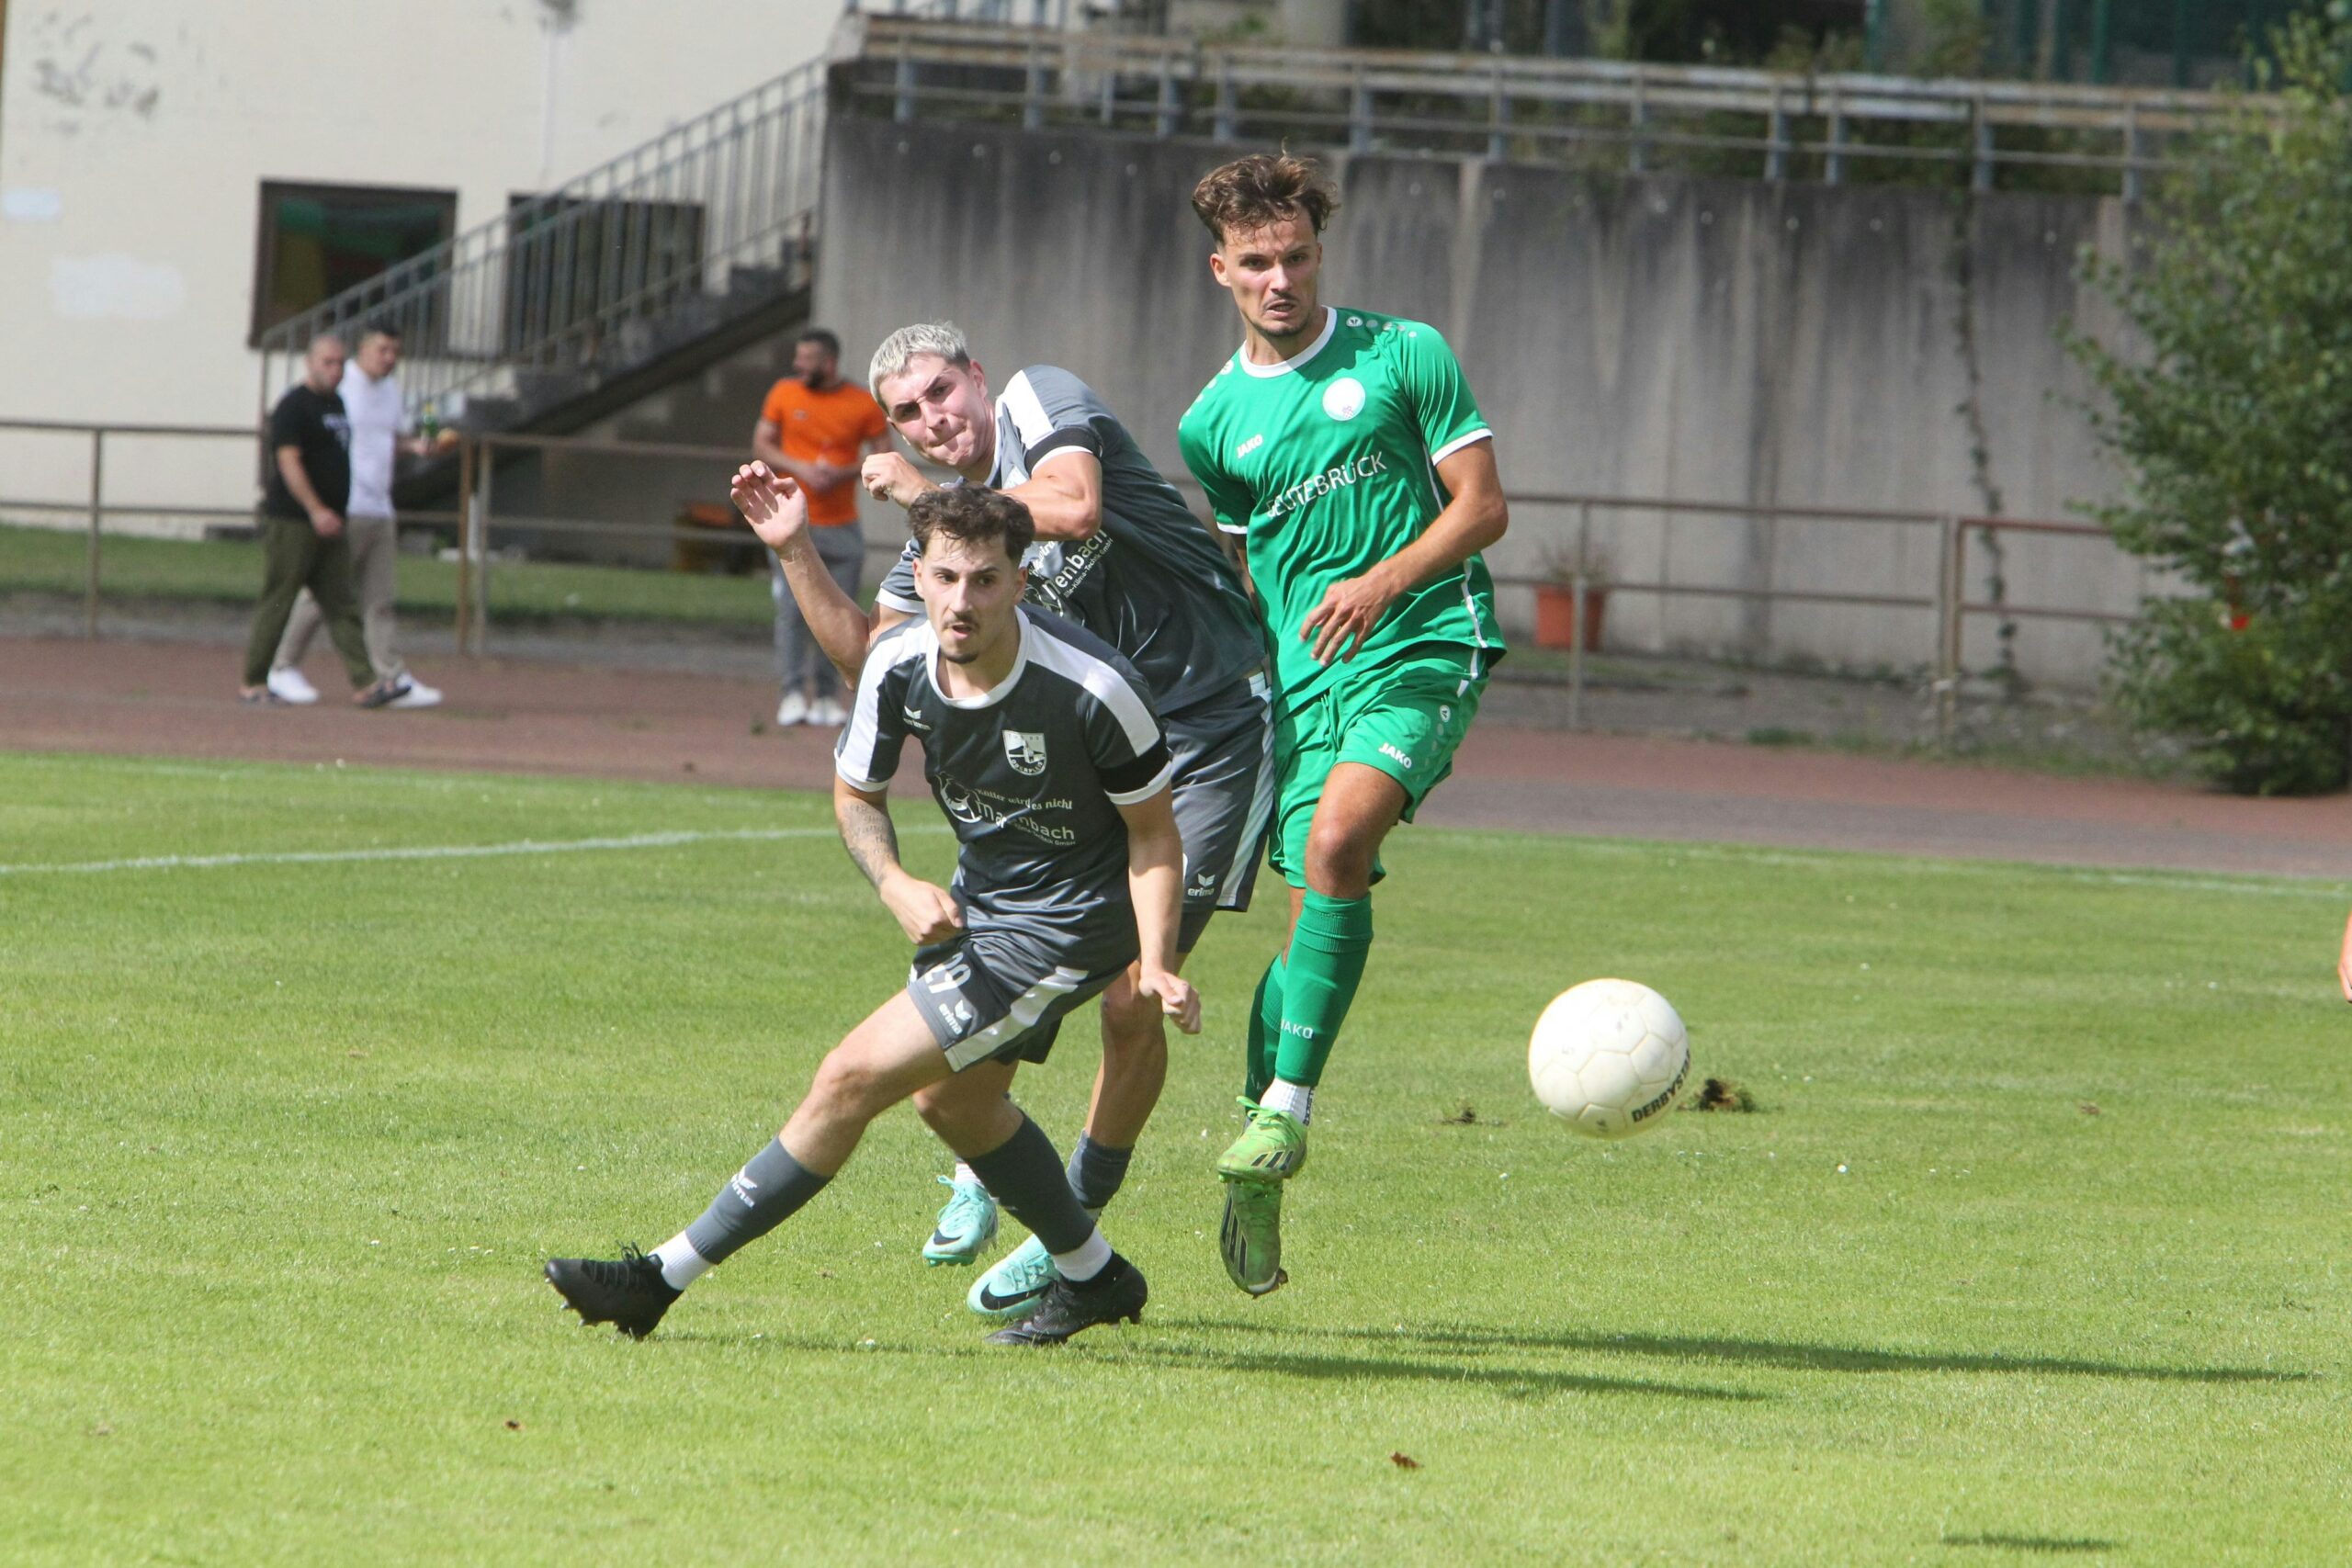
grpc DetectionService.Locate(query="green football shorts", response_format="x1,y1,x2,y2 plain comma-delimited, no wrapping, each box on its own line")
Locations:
1269,642,1487,888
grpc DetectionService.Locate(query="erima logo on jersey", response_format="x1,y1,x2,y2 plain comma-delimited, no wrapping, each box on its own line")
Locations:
1265,450,1390,521
900,705,932,731
1004,731,1048,776
1236,434,1264,459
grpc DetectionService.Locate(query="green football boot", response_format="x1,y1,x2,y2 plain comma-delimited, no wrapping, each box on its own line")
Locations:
922,1174,999,1267
1218,1179,1289,1297
1215,1100,1307,1183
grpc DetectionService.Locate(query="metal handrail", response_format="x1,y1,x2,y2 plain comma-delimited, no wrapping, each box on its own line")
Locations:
3,418,2164,737
842,16,2270,197
254,62,828,432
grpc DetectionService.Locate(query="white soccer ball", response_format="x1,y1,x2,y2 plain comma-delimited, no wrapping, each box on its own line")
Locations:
1528,978,1691,1139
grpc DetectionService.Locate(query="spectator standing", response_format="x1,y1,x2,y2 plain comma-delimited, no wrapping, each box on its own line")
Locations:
242,334,410,709
752,328,890,727
267,325,448,708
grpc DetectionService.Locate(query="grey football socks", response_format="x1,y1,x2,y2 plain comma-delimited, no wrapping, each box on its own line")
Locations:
1065,1134,1133,1212
965,1113,1102,1269
654,1137,831,1288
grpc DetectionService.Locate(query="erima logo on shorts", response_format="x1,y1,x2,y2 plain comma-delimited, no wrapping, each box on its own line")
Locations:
1003,731,1048,776
1379,741,1415,770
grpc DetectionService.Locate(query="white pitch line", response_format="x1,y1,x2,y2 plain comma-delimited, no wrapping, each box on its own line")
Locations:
1416,827,2352,899
0,826,944,878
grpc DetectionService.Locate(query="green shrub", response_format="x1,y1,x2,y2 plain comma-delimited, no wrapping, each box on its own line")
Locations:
2069,9,2352,794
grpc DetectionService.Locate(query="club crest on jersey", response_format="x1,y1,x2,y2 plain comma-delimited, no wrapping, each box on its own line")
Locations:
1004,730,1049,776
1321,377,1366,422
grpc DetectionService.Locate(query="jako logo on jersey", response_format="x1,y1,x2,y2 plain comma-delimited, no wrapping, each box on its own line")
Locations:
1004,731,1048,775
1236,434,1264,459
1379,741,1415,770
1266,451,1389,520
1321,377,1366,422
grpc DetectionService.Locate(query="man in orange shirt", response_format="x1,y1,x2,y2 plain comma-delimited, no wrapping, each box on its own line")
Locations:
752,329,891,727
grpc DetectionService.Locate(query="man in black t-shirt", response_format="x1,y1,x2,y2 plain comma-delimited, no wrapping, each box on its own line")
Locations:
242,333,409,707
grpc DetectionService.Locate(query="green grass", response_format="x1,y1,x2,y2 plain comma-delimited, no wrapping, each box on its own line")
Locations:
0,520,774,626
4,753,2346,1563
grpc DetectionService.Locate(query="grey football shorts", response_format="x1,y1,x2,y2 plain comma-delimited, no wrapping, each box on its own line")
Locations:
1167,668,1275,952
908,924,1130,1072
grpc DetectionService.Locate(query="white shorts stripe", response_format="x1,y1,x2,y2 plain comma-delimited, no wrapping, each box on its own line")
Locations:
1221,671,1278,900
942,964,1091,1071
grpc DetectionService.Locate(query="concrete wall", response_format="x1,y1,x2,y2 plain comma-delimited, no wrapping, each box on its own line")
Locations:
0,0,840,526
812,116,2154,687
485,325,904,575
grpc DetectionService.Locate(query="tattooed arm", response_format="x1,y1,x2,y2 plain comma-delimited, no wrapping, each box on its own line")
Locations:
834,776,962,944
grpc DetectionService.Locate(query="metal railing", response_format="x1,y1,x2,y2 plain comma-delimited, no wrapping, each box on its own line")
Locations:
4,419,2163,739
255,62,828,433
841,15,2269,198
1500,493,2144,739
847,0,1077,26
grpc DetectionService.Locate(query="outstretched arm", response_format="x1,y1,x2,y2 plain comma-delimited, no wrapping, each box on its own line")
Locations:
834,775,962,945
734,462,873,690
1298,439,1506,666
1002,449,1103,542
1114,787,1200,1033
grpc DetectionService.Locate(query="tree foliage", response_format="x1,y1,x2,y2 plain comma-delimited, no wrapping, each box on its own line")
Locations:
2069,10,2352,794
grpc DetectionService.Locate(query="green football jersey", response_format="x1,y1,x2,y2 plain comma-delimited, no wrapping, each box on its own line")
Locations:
1178,305,1503,705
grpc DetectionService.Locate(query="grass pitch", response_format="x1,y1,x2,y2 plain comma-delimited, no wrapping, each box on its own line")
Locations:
4,752,2346,1564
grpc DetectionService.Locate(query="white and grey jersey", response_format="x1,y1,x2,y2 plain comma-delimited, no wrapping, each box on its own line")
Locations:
836,605,1174,956
876,365,1265,716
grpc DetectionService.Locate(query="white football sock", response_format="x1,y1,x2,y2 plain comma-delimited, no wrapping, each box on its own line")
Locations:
651,1233,713,1291
1262,1078,1314,1125
1050,1226,1113,1283
952,1159,981,1186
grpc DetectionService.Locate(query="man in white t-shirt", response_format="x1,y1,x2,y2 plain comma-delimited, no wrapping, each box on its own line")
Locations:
267,325,452,708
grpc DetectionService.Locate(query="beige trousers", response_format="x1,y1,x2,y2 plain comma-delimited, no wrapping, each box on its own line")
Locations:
276,513,401,679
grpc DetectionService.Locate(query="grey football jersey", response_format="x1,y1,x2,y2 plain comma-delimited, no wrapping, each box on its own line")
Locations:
875,365,1264,716
835,605,1174,958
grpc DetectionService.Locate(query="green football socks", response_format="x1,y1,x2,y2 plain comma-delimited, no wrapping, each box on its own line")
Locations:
1245,952,1288,1100
1271,890,1374,1089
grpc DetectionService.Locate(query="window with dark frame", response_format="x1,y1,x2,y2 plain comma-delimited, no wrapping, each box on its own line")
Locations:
251,181,458,347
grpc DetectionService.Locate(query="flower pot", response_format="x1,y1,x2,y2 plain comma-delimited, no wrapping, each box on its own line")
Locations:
1534,583,1607,651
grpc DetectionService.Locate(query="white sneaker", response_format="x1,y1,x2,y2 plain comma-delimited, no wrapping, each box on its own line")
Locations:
266,667,321,705
388,679,442,710
807,696,848,728
775,691,810,727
